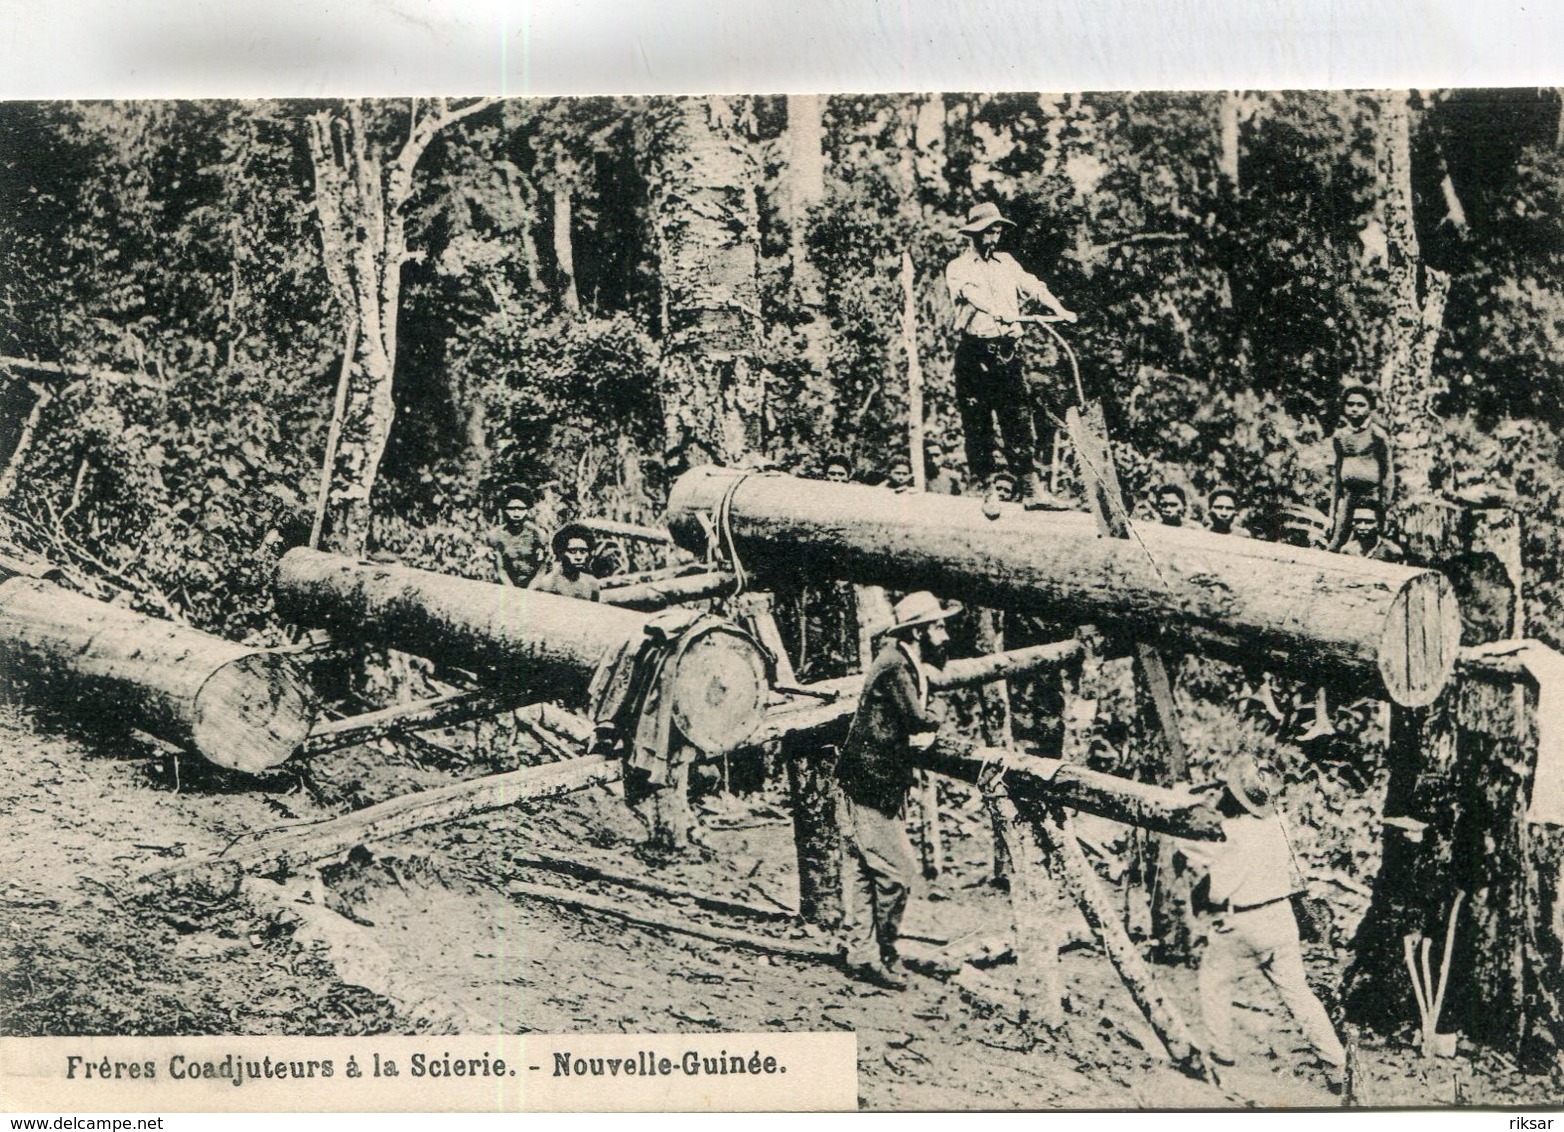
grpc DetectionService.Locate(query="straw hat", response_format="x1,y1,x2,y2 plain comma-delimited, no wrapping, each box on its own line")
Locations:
1221,755,1277,817
959,202,1015,234
885,591,963,637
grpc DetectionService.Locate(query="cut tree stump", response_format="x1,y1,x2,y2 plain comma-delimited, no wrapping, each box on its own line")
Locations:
0,576,316,772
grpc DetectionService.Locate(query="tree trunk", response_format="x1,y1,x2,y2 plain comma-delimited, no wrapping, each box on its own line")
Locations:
1344,505,1564,1067
551,151,580,312
275,548,767,755
641,96,766,472
1345,656,1564,1069
305,98,496,556
1373,90,1450,500
0,380,49,499
783,93,826,307
1026,804,1211,1077
666,467,1462,707
784,733,843,930
0,577,315,772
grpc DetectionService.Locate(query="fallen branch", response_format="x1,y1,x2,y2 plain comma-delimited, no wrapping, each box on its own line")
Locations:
137,755,623,897
504,878,832,962
504,852,795,924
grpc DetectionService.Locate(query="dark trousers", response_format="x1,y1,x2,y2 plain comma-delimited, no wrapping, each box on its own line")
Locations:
841,795,915,969
954,333,1037,486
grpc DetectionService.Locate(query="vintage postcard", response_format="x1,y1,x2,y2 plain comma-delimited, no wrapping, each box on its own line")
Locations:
1,80,1562,1119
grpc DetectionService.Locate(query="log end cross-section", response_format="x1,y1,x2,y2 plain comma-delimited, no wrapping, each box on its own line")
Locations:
191,652,317,773
1378,569,1462,709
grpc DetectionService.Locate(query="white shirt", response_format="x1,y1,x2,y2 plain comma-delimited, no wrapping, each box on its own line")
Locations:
1194,813,1302,910
944,247,1067,339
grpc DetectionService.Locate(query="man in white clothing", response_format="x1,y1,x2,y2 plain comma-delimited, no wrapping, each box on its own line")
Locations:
944,201,1076,512
1182,755,1346,1088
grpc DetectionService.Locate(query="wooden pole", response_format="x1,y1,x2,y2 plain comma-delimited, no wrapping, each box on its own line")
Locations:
1026,803,1213,1079
138,754,624,898
0,576,315,772
600,569,736,610
900,251,942,880
666,466,1461,707
275,548,768,757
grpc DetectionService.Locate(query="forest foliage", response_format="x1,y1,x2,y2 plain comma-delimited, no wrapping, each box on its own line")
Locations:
1,90,1562,643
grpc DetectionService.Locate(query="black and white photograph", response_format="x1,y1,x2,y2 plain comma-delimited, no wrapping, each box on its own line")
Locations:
2,69,1564,1116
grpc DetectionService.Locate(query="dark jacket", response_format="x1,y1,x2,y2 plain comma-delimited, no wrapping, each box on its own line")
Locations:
838,639,940,813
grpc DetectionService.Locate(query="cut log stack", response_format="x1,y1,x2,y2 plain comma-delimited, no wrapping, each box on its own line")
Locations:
275,548,769,758
666,466,1462,707
0,576,316,772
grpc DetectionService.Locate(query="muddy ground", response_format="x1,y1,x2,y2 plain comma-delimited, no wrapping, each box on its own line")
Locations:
2,699,1560,1111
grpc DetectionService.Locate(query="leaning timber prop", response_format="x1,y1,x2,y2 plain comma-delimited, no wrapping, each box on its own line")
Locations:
275,548,768,757
666,466,1462,707
0,576,316,772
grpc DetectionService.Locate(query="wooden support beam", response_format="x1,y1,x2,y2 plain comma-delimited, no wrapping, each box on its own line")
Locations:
137,755,623,898
575,517,671,544
746,642,1084,748
920,738,1224,841
987,790,1067,1031
600,569,737,611
599,563,714,591
1024,802,1214,1080
666,466,1461,706
298,689,527,757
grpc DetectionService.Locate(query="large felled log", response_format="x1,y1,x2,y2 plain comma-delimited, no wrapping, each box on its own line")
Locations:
0,576,315,772
1345,650,1564,1068
276,548,767,755
666,467,1461,706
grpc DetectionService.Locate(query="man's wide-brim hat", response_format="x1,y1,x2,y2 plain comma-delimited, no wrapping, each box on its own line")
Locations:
960,201,1015,234
551,522,594,557
1221,755,1276,817
886,590,963,636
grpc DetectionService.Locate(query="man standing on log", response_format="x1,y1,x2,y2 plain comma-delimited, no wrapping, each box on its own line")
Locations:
528,524,602,602
944,202,1076,514
1181,756,1346,1089
837,591,960,990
